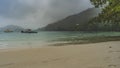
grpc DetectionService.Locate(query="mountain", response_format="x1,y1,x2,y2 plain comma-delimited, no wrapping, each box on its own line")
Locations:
41,8,101,31
0,25,24,32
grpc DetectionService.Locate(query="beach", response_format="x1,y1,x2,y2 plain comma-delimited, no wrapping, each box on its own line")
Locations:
0,41,120,68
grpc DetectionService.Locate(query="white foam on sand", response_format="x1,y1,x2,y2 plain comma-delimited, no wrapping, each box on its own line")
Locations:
0,43,8,49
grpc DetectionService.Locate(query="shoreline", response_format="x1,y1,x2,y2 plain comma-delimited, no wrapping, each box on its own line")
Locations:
52,36,120,46
0,40,120,52
0,41,120,68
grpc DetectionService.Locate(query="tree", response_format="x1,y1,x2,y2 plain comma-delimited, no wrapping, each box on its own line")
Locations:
89,0,120,31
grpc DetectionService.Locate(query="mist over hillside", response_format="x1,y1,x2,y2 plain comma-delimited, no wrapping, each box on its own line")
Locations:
0,0,93,29
0,25,24,32
40,8,101,31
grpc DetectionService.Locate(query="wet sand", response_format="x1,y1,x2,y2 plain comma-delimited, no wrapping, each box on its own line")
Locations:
0,41,120,68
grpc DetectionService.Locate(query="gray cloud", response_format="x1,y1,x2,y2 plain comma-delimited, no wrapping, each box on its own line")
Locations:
0,0,93,29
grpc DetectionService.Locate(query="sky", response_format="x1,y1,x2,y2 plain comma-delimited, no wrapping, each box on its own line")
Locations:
0,0,93,29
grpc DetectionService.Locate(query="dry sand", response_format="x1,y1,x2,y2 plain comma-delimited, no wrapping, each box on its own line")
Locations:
0,41,120,68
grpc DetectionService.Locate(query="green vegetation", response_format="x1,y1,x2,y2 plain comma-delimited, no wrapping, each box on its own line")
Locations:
88,0,120,31
42,0,120,31
42,8,101,31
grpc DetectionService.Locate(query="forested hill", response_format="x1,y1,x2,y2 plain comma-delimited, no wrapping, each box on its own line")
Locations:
40,0,120,31
42,8,101,31
87,0,120,31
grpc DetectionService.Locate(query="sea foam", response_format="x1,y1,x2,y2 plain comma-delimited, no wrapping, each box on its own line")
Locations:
0,43,8,49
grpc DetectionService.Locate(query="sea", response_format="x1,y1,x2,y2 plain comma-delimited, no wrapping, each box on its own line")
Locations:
0,31,120,49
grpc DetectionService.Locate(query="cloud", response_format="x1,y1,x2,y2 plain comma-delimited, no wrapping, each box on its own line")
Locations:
0,0,93,29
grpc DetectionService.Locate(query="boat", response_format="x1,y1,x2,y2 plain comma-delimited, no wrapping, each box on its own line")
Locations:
21,29,38,33
4,29,13,33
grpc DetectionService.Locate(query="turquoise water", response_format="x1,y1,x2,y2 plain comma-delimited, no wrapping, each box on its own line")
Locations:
0,31,120,49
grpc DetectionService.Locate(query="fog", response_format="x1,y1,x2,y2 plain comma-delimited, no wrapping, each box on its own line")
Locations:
0,0,93,29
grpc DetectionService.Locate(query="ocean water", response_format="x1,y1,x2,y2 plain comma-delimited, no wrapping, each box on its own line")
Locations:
0,31,120,49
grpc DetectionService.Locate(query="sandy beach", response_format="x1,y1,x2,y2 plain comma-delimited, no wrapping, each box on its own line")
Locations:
0,41,120,68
